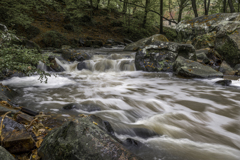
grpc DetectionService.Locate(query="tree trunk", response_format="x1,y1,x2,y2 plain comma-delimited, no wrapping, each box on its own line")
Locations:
191,0,198,17
122,0,128,13
228,0,235,13
238,0,240,12
178,7,183,23
223,0,227,13
142,0,150,28
204,0,211,15
160,0,163,34
96,0,100,9
107,0,110,7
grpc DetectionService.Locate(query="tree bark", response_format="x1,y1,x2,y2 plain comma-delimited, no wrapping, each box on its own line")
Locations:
122,0,128,13
142,0,150,28
160,0,163,34
96,0,100,9
107,0,110,7
204,0,211,15
178,8,183,23
223,0,227,13
238,0,240,12
228,0,235,13
191,0,198,17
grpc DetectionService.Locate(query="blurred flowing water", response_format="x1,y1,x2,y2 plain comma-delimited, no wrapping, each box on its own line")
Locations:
2,47,240,160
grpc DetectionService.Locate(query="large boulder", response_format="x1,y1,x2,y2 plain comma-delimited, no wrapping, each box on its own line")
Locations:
176,13,240,41
135,41,195,72
173,56,223,78
124,34,169,51
176,13,240,67
214,27,240,67
0,146,15,160
38,116,142,160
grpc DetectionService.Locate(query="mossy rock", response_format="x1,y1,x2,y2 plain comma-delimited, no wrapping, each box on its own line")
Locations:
192,32,216,49
163,26,177,41
215,28,240,67
42,31,69,48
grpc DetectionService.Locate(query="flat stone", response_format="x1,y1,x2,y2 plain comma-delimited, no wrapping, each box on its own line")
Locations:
173,56,223,78
16,113,34,124
2,131,35,153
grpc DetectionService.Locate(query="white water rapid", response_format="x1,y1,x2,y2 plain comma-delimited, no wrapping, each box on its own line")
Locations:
2,48,240,160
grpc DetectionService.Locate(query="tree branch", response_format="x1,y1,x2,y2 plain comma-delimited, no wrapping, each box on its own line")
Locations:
119,0,178,24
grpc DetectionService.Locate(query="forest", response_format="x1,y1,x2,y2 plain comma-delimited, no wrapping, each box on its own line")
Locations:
1,0,240,160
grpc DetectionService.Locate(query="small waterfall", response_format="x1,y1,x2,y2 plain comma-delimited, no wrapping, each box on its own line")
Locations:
37,61,47,71
55,58,78,72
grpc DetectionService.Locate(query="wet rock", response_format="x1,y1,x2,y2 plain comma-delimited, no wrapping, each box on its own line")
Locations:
62,50,92,62
215,80,232,86
124,34,169,51
0,146,15,160
135,41,195,72
0,85,19,107
2,130,35,154
219,61,235,75
38,116,142,160
47,56,65,72
16,113,34,124
79,38,84,46
215,27,240,67
63,102,101,112
0,117,35,153
176,13,240,67
173,56,223,78
0,106,18,116
195,51,210,64
77,61,87,70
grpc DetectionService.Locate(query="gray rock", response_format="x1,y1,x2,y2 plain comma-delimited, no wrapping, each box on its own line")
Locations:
0,146,15,160
62,49,92,62
219,61,235,75
195,51,210,64
38,116,142,160
77,61,87,70
176,13,240,67
124,34,169,51
47,56,65,72
135,41,195,72
215,80,232,86
173,56,223,78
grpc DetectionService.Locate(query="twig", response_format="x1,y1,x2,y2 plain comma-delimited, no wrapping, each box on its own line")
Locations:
0,111,11,145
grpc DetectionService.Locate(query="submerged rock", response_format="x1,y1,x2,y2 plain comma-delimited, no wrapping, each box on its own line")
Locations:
0,146,15,160
77,61,88,70
38,116,142,160
47,56,65,72
62,49,92,62
215,80,232,86
124,34,169,51
135,41,195,72
173,56,223,78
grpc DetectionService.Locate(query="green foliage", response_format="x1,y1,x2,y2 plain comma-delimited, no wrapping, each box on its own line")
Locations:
42,31,69,48
0,31,51,83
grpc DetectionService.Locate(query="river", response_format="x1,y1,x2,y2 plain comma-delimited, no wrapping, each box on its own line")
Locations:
2,47,240,160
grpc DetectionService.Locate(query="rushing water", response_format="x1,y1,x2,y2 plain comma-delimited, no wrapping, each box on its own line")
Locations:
2,47,240,160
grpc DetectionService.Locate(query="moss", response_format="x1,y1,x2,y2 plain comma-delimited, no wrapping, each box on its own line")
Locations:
42,31,69,48
163,27,177,41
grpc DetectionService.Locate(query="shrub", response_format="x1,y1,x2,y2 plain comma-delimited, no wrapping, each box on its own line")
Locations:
42,31,69,48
